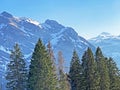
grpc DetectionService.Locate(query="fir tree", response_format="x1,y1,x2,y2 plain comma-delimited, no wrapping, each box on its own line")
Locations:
58,51,70,90
106,57,120,89
82,48,98,90
47,41,56,70
6,43,27,90
28,39,58,90
95,47,110,90
69,50,82,90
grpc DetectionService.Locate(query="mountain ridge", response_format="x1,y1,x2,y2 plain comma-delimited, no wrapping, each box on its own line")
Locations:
0,11,95,88
89,32,120,68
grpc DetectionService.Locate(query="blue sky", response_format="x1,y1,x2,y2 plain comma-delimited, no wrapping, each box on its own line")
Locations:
1,0,120,39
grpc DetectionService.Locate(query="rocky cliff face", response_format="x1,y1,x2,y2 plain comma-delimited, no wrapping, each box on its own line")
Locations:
0,11,95,88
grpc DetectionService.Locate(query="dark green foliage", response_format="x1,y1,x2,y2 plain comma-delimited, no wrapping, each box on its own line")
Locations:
95,47,110,90
69,50,82,90
82,48,98,90
5,40,120,90
58,70,70,90
28,39,58,90
6,44,27,90
106,57,120,89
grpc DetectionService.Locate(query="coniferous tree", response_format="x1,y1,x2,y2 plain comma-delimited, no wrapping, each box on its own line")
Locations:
28,39,58,90
106,57,120,89
95,47,110,90
47,41,56,70
6,43,27,90
82,48,98,90
81,51,87,90
58,51,70,90
69,50,82,90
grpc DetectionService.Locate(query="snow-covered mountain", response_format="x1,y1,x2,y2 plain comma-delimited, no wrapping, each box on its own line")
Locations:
0,11,95,87
89,32,120,68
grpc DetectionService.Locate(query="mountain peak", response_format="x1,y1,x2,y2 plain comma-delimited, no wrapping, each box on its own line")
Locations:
1,11,13,18
100,32,111,36
44,19,64,29
45,19,59,25
98,32,112,38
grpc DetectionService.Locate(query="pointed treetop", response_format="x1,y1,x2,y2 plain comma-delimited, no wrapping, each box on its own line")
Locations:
96,47,103,55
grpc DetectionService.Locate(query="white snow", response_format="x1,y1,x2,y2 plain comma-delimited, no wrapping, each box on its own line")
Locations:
42,23,51,29
80,40,89,46
50,28,66,45
20,17,42,28
20,26,27,33
9,22,18,28
0,46,10,54
51,28,65,38
114,36,120,40
51,35,63,46
69,37,75,43
27,19,39,25
97,32,114,39
28,19,42,28
24,53,32,58
89,32,120,43
19,26,35,37
14,16,21,22
77,45,82,49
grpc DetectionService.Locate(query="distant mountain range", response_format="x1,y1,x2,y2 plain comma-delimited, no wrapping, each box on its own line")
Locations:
0,11,95,87
89,32,120,68
1,11,120,89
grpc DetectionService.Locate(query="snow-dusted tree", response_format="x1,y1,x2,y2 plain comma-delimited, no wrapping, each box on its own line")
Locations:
6,43,27,90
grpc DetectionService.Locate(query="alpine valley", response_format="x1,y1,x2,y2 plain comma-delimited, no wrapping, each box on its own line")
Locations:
0,11,95,87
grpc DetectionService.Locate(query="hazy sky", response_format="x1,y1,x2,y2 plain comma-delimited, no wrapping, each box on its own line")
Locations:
1,0,120,39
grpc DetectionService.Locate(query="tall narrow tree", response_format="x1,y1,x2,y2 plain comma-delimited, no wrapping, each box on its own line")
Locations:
6,43,27,90
82,48,98,90
47,41,56,65
47,41,56,71
95,47,110,90
58,51,70,90
106,57,120,89
69,50,82,90
28,39,58,90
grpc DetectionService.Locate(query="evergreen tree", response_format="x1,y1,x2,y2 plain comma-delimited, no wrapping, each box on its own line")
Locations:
82,48,98,90
6,43,27,90
106,57,120,89
69,50,82,90
47,41,56,71
58,69,70,90
95,47,110,90
47,41,56,64
28,39,58,90
58,51,70,90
